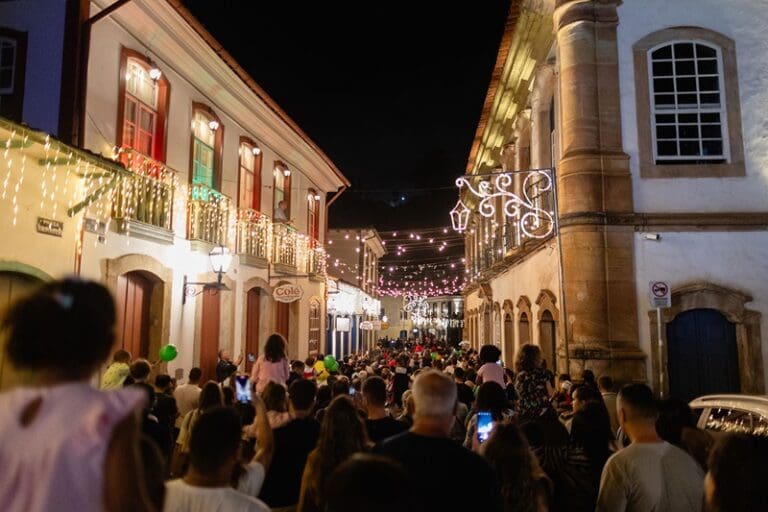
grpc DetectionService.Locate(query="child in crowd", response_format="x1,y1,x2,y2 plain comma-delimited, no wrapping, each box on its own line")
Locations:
100,349,131,389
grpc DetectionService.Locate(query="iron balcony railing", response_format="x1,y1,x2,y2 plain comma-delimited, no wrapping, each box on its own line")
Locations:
236,208,272,260
188,182,231,246
113,147,175,230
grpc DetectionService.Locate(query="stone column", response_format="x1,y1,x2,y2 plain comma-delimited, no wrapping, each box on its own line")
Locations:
554,0,646,382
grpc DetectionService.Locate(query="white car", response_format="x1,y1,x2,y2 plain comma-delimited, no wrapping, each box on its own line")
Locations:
689,395,768,437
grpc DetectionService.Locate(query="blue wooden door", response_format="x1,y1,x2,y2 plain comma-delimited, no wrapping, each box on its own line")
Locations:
666,308,739,403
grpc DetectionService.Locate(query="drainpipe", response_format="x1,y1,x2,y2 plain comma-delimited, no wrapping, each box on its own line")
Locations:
324,185,347,242
75,0,133,147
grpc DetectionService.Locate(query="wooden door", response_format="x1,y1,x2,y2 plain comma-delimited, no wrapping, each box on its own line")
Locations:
276,301,289,341
245,288,260,373
504,314,515,367
200,288,221,383
667,308,739,403
539,310,556,372
308,300,320,356
115,272,152,359
0,272,43,390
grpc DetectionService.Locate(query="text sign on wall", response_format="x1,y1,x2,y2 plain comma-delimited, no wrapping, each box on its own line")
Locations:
36,217,63,237
649,281,672,308
273,284,303,303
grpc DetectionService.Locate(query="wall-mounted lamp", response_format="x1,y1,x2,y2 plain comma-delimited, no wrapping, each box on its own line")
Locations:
283,168,291,177
148,65,162,81
182,245,232,304
208,119,220,131
252,146,262,156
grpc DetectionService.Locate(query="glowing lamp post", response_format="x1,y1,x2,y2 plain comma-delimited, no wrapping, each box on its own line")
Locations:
183,245,232,304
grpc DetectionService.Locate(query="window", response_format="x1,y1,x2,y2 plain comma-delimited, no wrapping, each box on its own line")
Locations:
191,105,223,189
307,188,320,241
238,138,262,210
273,162,291,218
633,28,745,178
649,42,726,164
308,300,321,356
0,29,27,122
117,49,169,161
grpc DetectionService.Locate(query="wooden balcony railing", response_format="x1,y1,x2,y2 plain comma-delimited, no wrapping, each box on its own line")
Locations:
236,208,272,261
272,222,297,268
113,148,175,230
188,182,231,246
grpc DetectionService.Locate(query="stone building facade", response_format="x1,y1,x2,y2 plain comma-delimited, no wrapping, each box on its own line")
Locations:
463,0,768,400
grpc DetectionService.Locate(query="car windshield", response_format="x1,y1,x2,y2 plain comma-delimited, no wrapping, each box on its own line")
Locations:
705,407,768,437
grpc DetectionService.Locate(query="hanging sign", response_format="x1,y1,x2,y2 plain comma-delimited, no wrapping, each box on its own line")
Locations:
649,281,671,308
360,321,374,330
273,284,303,303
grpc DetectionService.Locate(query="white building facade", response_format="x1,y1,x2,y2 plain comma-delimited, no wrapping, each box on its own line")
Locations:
463,0,768,400
0,0,348,387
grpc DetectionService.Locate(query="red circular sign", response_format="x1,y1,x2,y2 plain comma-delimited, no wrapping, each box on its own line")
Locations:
652,282,668,297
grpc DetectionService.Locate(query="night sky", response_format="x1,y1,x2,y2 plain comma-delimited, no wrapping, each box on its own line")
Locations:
181,0,510,230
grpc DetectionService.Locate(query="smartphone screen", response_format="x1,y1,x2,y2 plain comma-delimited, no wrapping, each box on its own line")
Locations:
235,375,252,403
349,386,356,396
247,353,256,363
477,411,493,443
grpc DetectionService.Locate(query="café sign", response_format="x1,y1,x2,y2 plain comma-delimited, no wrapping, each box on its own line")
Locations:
273,284,303,303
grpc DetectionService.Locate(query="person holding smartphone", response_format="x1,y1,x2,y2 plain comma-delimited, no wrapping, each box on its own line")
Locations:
464,382,514,451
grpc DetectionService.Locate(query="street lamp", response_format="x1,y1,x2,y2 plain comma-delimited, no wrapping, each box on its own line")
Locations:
183,245,232,304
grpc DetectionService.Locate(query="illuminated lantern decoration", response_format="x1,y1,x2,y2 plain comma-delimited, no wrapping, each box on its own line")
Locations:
450,198,470,232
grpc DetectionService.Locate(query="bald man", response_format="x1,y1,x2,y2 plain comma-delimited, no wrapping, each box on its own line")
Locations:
376,370,502,512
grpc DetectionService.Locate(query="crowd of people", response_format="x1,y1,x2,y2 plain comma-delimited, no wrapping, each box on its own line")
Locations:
0,278,767,511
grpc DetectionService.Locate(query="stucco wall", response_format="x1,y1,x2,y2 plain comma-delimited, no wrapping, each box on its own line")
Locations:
634,231,768,390
618,0,768,212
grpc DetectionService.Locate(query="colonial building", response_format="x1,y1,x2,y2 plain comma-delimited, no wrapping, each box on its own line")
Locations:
0,0,348,387
462,0,768,400
325,228,386,354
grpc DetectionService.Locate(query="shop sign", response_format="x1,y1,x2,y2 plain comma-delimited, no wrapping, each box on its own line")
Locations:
273,284,303,303
36,217,63,237
360,321,374,330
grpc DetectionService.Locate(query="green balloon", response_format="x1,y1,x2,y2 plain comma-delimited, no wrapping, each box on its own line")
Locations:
158,344,178,362
323,354,337,371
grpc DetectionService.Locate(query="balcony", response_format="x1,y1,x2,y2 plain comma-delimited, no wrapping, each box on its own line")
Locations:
112,148,175,243
272,222,298,272
236,208,272,268
188,182,231,247
307,239,326,281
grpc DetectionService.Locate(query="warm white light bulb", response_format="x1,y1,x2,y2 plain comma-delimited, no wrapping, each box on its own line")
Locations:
252,146,261,156
283,168,291,177
149,66,162,81
314,193,321,200
208,119,220,131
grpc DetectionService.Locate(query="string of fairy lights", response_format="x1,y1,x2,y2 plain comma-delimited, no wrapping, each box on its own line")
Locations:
376,226,466,297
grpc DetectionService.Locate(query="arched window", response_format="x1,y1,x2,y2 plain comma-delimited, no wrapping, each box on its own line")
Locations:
633,28,744,178
308,300,321,356
117,49,170,161
191,104,223,190
518,312,530,345
307,188,320,241
273,162,291,219
238,138,262,211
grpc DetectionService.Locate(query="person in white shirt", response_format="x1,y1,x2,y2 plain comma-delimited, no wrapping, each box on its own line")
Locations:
274,199,290,222
164,406,269,512
173,367,202,430
596,383,704,512
598,375,619,435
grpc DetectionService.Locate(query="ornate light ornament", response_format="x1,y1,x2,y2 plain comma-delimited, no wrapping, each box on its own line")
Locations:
453,168,556,238
449,199,471,232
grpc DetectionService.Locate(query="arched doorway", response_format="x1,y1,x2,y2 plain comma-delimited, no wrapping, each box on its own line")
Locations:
539,310,556,373
244,287,261,374
518,312,531,346
0,271,44,389
504,313,514,367
667,308,740,403
200,289,221,383
115,271,163,360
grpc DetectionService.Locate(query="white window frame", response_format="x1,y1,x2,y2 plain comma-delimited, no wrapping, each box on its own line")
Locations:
647,39,730,164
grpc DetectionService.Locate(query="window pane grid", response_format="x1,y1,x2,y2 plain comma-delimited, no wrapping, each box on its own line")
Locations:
649,41,727,164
